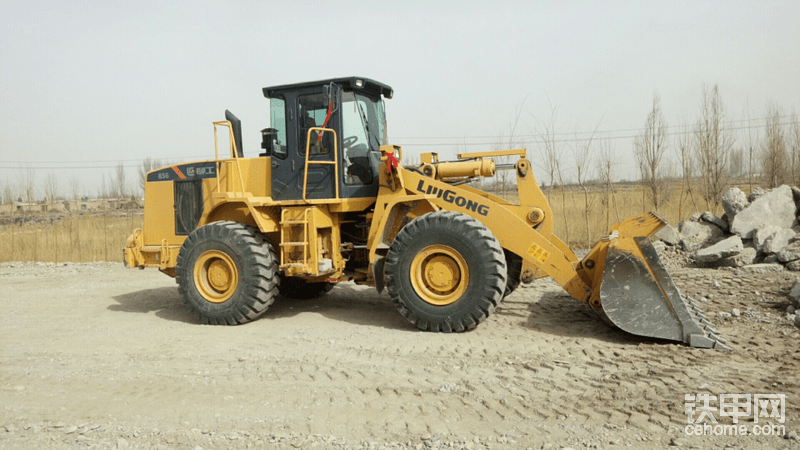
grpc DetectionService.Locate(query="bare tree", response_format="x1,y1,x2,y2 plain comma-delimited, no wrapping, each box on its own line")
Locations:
694,84,734,209
761,103,788,188
572,122,600,240
633,92,669,211
532,99,571,242
533,98,562,198
676,124,698,220
493,99,526,197
596,141,618,231
742,104,760,190
2,182,12,205
138,157,163,195
16,165,36,204
114,162,127,199
44,171,58,205
790,110,800,185
729,149,744,177
99,175,109,199
70,176,82,201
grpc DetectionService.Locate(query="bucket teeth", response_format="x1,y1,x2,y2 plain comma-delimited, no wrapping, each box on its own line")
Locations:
713,340,732,350
709,333,727,344
598,237,730,350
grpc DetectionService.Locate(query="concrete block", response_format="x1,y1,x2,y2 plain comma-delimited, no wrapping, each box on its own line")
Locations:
654,224,681,246
734,263,784,275
778,241,800,263
694,235,743,263
721,187,749,219
748,187,768,202
679,221,725,252
753,225,781,252
701,211,728,231
790,282,800,306
763,228,797,254
715,247,757,268
730,185,798,239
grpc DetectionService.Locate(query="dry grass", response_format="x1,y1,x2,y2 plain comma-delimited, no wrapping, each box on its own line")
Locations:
536,185,696,249
534,181,754,248
0,181,753,263
0,212,142,264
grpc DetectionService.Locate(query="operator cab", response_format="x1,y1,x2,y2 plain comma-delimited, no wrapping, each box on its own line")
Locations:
262,77,393,201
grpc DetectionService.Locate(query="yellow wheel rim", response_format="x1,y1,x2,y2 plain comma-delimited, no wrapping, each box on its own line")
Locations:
194,250,239,303
410,244,469,306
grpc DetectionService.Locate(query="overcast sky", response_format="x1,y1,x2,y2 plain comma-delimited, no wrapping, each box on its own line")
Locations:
1,0,799,198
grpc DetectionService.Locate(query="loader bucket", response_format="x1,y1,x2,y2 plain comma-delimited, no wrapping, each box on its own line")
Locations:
595,236,730,350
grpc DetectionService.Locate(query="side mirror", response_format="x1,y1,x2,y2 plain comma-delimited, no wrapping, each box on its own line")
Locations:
260,128,278,156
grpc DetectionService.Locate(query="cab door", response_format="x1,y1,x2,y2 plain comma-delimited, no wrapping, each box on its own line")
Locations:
271,90,338,201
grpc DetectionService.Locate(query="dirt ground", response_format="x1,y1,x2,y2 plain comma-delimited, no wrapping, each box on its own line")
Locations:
1,260,799,450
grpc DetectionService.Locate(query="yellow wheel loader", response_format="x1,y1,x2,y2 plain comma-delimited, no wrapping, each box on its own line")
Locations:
124,77,728,349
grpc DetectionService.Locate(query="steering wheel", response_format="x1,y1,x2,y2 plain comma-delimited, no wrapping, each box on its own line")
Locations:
343,136,358,148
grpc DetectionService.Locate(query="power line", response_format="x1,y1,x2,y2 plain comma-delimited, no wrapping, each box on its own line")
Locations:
395,114,798,140
0,117,798,168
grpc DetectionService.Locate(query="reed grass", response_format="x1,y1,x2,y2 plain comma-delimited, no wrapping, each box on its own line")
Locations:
0,181,751,262
0,211,142,264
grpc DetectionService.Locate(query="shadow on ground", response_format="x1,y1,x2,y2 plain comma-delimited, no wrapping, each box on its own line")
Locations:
109,282,414,331
110,286,197,324
496,282,655,346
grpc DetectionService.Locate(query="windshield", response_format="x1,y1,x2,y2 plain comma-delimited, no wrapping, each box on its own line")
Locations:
342,92,387,152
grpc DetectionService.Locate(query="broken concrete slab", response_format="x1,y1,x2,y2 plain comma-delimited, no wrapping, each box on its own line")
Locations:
753,225,781,252
748,187,768,202
778,241,800,262
721,187,749,219
734,263,784,276
730,185,798,239
715,247,757,268
793,186,800,202
694,235,743,263
654,224,681,246
701,211,728,231
790,282,800,306
679,220,726,252
763,228,797,254
787,260,800,271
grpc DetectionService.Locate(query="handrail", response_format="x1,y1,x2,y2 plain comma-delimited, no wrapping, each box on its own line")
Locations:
302,127,339,201
212,120,246,195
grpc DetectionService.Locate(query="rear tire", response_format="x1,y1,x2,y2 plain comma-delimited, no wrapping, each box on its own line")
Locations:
504,249,523,298
176,221,279,325
385,211,507,332
278,275,335,299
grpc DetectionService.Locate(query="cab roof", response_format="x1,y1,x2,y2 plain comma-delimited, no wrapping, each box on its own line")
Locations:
263,77,393,100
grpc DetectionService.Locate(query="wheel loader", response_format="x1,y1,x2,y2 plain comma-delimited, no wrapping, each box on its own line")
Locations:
124,76,728,349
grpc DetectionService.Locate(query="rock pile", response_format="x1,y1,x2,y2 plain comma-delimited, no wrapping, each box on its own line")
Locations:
656,185,800,273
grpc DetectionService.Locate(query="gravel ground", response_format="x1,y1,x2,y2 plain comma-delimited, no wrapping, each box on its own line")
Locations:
1,261,798,449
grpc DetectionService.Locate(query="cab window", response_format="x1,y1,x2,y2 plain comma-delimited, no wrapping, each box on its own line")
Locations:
269,97,288,159
297,93,335,156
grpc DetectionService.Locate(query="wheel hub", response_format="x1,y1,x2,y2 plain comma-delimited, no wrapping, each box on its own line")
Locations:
194,250,239,303
410,245,469,306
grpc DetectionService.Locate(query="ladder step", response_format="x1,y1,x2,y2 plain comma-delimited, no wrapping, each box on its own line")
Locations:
281,220,308,225
280,242,308,247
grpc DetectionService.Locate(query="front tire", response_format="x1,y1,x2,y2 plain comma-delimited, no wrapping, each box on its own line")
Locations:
385,211,507,332
176,221,279,325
